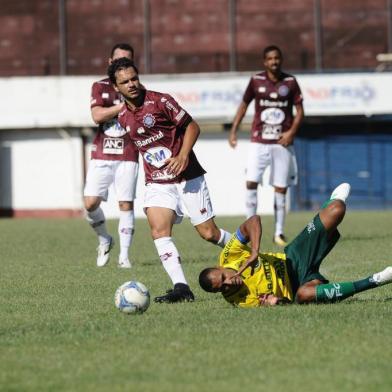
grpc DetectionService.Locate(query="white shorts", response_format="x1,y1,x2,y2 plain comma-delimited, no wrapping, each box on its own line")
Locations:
84,159,139,201
143,175,215,226
246,142,298,188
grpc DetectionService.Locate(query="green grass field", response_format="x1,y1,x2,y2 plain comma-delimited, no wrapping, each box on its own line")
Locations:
1,211,392,391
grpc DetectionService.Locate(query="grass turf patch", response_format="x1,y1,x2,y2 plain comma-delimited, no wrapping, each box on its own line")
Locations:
1,212,392,391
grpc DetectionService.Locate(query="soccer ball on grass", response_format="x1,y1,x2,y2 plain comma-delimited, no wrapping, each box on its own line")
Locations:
114,281,150,314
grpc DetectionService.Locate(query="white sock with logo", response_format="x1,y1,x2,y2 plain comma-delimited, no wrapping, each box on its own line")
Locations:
86,207,111,245
118,210,135,260
154,237,187,285
217,229,231,248
274,192,286,236
245,189,258,218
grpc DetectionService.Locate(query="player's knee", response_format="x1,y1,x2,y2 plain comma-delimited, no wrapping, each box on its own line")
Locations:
198,226,219,243
119,201,133,211
150,227,171,240
84,197,100,212
246,181,258,190
295,286,316,304
327,200,346,221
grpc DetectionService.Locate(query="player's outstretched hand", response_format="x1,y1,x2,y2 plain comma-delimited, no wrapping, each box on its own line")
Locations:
165,154,189,176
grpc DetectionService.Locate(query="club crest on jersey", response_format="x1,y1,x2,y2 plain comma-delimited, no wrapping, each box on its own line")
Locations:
278,85,289,97
143,113,156,128
144,146,172,168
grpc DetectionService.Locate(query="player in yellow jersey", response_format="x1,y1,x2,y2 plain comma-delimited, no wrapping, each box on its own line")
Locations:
199,183,392,307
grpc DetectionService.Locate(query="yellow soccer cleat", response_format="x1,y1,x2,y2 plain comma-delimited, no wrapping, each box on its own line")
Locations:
273,234,288,247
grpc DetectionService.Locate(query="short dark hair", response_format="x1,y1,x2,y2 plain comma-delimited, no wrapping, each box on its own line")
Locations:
263,45,282,59
108,57,139,85
110,43,134,59
199,268,218,293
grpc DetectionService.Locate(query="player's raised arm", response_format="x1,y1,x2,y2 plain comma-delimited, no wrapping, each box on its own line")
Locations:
234,215,262,276
166,120,200,176
91,103,124,125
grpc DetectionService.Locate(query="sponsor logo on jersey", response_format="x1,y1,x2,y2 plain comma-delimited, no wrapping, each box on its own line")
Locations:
165,100,178,113
144,146,172,168
307,219,316,234
143,113,156,128
175,110,185,122
259,99,288,108
103,119,127,137
135,130,164,147
103,137,124,155
269,92,278,99
102,93,109,99
278,85,289,97
151,169,176,181
137,127,145,134
261,108,285,125
258,86,266,93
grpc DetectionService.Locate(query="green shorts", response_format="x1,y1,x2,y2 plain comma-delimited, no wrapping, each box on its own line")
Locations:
285,214,340,295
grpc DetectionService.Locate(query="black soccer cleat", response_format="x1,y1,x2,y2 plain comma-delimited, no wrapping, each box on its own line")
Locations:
154,283,195,303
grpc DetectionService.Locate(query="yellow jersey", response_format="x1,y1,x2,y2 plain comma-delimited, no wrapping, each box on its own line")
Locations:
219,231,294,307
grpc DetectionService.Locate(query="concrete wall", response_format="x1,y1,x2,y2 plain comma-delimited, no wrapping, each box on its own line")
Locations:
0,131,276,218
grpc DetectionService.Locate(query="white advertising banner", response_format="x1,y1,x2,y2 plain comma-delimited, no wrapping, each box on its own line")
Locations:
0,72,391,129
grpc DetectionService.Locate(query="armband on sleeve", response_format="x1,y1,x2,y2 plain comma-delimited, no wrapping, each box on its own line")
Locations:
235,228,248,244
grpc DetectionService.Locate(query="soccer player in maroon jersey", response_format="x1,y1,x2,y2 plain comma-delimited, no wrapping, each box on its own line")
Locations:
84,44,139,269
108,57,232,303
229,45,304,247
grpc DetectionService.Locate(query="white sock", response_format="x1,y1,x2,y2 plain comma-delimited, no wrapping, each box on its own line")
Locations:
274,192,286,236
86,207,110,245
217,229,231,248
245,189,258,218
154,237,187,285
118,210,135,260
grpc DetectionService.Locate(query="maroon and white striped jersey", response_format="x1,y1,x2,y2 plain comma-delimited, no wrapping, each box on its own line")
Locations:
243,71,303,144
90,77,138,162
118,90,206,184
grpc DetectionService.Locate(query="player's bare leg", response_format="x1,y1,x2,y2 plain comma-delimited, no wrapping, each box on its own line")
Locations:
84,195,114,267
117,200,134,269
273,186,288,246
194,218,231,248
146,207,194,303
245,181,258,219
